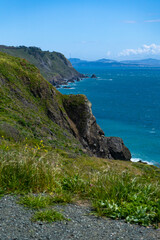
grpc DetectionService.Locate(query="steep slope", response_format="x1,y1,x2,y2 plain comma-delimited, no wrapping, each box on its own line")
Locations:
0,52,82,155
0,52,131,160
0,45,84,86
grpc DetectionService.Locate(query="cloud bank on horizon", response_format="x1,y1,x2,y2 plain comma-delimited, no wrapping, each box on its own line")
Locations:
119,44,160,57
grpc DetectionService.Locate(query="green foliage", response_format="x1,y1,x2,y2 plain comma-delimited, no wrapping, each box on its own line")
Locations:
0,46,79,82
91,172,160,226
0,143,61,193
19,192,73,209
0,138,159,227
31,209,67,222
62,94,86,106
0,51,83,156
0,187,5,198
18,195,52,209
50,192,73,204
61,175,87,194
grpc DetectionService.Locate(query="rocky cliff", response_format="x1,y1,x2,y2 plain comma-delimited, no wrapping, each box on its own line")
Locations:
0,51,131,161
0,45,84,86
62,95,131,160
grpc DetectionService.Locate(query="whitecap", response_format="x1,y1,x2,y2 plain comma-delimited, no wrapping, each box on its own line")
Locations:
131,157,142,162
149,130,155,134
63,87,75,90
97,78,113,81
131,158,153,165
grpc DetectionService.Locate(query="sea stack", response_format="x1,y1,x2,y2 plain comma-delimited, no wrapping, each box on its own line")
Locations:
91,74,97,78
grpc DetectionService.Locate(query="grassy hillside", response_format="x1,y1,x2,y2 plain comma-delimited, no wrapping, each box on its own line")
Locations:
0,45,82,85
0,52,159,227
0,51,83,154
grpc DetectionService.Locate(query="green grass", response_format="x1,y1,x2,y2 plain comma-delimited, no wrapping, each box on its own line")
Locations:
0,46,80,82
0,188,5,198
91,172,160,226
19,192,73,209
0,51,84,157
0,138,159,227
31,209,67,222
18,195,52,209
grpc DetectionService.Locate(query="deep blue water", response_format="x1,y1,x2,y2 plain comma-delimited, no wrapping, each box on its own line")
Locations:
59,67,160,166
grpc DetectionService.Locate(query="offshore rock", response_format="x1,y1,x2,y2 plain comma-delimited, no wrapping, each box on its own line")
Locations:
91,74,97,78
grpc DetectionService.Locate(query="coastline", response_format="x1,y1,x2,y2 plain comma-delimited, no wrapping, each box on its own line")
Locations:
58,68,160,167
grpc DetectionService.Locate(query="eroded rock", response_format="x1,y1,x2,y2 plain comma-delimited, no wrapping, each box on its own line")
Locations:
62,94,131,161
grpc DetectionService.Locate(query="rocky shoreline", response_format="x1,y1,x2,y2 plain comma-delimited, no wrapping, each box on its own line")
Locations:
55,74,97,89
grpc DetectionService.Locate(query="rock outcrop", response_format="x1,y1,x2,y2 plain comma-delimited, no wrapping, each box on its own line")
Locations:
91,74,97,78
62,95,131,160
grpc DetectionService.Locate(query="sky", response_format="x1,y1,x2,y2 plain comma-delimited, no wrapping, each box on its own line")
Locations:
0,0,160,60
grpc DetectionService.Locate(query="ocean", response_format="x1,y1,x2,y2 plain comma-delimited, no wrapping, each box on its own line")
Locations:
59,67,160,166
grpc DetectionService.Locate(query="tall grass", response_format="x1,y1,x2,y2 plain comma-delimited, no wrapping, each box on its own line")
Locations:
0,139,160,227
90,172,160,226
0,144,62,193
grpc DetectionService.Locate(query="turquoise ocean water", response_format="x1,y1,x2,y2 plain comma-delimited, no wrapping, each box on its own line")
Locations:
59,67,160,166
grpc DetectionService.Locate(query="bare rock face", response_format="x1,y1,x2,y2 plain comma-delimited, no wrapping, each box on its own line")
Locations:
91,74,97,78
62,94,131,161
106,137,131,160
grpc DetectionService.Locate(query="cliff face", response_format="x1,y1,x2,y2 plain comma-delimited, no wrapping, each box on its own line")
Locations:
62,95,131,160
0,45,84,86
0,52,131,161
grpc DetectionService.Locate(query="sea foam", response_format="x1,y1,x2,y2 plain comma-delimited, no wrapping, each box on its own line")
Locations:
131,158,153,165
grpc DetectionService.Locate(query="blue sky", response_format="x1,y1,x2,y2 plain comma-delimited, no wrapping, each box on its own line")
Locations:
0,0,160,60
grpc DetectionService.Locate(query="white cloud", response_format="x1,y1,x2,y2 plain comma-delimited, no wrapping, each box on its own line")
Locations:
106,51,111,56
123,20,137,24
145,19,160,23
119,44,160,56
80,40,97,45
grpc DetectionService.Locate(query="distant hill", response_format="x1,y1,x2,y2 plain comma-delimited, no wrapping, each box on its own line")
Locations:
69,58,160,68
69,58,138,68
95,58,117,63
120,58,160,67
0,45,83,86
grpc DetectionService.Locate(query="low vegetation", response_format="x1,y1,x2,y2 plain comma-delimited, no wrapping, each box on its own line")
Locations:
31,209,67,223
18,193,72,209
18,195,53,209
0,45,80,82
0,51,84,157
0,137,159,227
